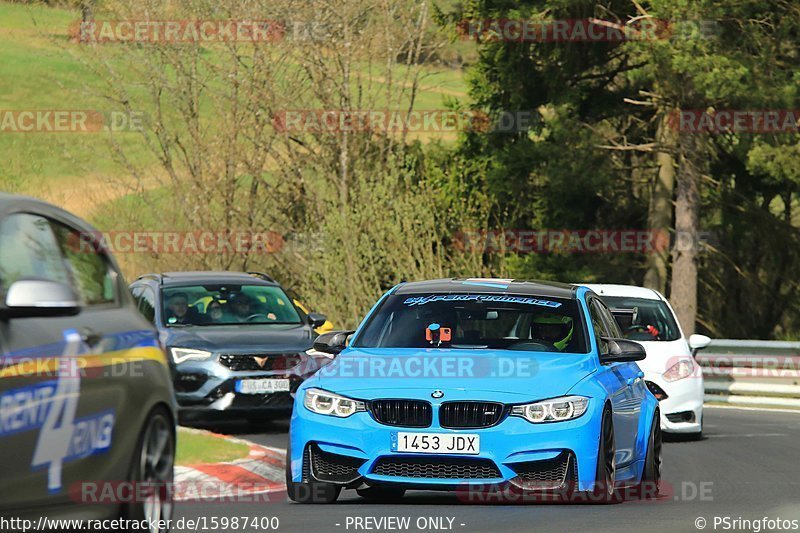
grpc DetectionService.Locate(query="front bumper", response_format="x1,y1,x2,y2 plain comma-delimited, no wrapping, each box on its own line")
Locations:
647,372,704,434
289,397,604,493
173,353,331,422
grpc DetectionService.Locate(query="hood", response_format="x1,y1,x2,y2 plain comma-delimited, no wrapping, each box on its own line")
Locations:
163,323,314,353
313,348,597,402
633,338,692,375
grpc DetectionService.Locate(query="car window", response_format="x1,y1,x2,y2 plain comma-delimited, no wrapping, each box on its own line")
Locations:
51,222,117,306
597,299,623,338
138,286,156,323
599,295,681,341
353,293,589,353
0,213,72,293
588,299,610,355
160,284,302,326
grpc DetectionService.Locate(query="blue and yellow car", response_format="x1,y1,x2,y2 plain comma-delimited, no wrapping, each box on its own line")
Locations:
287,278,661,504
0,194,175,526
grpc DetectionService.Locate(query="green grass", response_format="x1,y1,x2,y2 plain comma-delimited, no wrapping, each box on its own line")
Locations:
175,428,250,466
0,2,155,194
0,1,471,202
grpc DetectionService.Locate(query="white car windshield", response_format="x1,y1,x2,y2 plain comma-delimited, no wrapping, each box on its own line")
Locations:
600,296,681,341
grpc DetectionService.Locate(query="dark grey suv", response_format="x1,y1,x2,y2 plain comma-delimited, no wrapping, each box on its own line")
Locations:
129,271,331,426
0,194,175,527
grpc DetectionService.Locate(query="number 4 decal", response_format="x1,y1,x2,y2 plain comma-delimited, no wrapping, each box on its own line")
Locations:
31,330,82,493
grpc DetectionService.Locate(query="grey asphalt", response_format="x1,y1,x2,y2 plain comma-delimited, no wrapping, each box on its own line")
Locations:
174,407,800,533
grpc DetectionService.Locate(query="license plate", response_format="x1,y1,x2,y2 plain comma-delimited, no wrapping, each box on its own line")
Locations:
392,432,480,454
235,379,290,394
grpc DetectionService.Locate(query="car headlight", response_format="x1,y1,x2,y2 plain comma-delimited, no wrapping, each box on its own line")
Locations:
169,347,212,364
303,388,365,418
663,358,695,382
510,395,589,423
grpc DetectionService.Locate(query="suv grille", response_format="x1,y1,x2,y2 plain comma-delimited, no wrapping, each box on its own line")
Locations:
440,401,505,429
218,353,301,372
372,456,501,479
509,451,576,490
308,444,366,484
369,400,432,427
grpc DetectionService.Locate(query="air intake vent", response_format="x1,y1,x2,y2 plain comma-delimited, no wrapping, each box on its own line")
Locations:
369,399,432,427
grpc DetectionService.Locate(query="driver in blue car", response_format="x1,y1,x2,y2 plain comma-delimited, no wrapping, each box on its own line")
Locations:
532,313,574,351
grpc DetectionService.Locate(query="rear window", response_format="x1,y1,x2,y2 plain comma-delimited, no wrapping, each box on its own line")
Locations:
353,293,588,353
599,296,681,341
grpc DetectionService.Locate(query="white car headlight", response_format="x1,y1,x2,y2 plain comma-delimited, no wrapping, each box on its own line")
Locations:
511,395,589,423
304,388,366,418
169,347,212,364
663,358,695,382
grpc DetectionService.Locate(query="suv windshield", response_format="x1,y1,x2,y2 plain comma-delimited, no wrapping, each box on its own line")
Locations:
162,284,301,326
353,293,588,353
599,296,681,341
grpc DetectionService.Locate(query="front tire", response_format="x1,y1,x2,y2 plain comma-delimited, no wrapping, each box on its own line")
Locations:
639,409,662,498
590,407,618,504
285,447,341,504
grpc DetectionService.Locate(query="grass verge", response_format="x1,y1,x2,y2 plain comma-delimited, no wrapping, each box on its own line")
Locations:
175,428,251,466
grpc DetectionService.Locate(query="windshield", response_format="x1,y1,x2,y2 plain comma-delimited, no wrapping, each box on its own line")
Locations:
161,284,301,326
599,296,681,341
353,293,588,353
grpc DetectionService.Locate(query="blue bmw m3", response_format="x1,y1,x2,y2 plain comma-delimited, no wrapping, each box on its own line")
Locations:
287,278,661,504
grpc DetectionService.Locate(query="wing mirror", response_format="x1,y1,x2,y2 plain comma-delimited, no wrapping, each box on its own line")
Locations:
1,279,81,319
307,312,328,329
688,334,712,357
312,330,355,355
599,337,646,364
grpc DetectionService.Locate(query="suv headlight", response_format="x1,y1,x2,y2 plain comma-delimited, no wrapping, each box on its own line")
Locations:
663,358,695,382
169,347,212,364
510,395,589,423
304,388,365,418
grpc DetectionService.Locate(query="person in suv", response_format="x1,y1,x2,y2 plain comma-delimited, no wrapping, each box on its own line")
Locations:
129,271,331,426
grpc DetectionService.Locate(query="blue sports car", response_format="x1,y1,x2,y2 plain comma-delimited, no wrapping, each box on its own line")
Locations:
287,278,661,504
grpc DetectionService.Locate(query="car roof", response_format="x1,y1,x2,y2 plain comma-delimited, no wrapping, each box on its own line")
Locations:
393,278,577,299
0,193,95,231
580,283,662,301
138,271,279,287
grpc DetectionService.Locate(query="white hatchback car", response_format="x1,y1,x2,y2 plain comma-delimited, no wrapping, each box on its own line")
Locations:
583,284,711,438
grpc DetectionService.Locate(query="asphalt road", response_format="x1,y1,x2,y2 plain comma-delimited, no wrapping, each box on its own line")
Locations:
175,406,800,533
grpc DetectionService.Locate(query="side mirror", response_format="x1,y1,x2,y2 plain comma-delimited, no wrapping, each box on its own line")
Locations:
307,312,327,329
600,337,646,364
2,279,81,319
688,334,711,357
313,330,355,355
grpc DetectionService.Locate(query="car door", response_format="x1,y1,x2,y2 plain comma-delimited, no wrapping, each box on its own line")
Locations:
0,212,86,511
47,219,166,504
596,298,644,463
587,296,637,468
